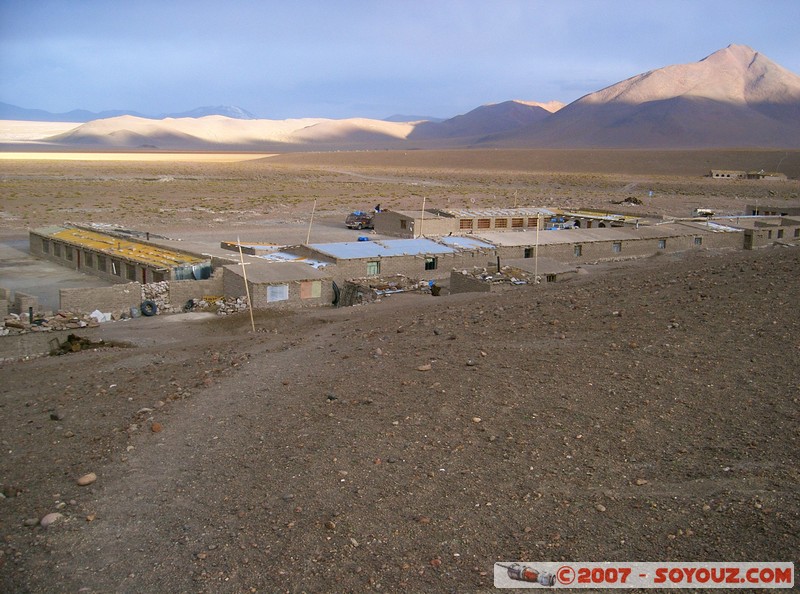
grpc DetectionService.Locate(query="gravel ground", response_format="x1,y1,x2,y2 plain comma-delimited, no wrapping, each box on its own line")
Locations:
1,245,798,593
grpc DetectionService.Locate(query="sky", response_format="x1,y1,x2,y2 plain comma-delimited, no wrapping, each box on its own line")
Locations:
1,0,798,120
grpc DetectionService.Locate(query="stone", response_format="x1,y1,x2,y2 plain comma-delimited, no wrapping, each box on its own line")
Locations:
417,363,432,371
635,478,649,486
151,422,163,433
40,512,64,527
595,504,607,513
77,472,97,486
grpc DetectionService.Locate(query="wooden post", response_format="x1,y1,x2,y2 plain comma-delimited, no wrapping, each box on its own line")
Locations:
419,197,426,238
306,199,317,245
534,213,541,284
237,236,256,333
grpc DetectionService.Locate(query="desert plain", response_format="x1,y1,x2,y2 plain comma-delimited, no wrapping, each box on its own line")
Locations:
0,148,799,592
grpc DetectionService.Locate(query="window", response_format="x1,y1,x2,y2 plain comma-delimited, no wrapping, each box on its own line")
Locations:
112,260,122,276
152,271,164,282
794,229,800,238
53,243,61,257
658,239,666,249
400,220,407,229
777,229,784,239
511,218,524,228
300,281,322,299
96,255,106,272
574,245,582,257
528,217,539,227
694,237,703,246
524,247,533,258
126,263,137,281
84,252,93,268
424,257,437,271
367,261,380,275
459,219,473,230
41,239,50,253
612,242,622,253
65,247,73,261
477,218,491,229
267,284,289,302
494,218,508,229
767,230,773,239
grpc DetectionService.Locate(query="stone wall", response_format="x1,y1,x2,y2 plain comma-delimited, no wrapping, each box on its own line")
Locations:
60,283,142,314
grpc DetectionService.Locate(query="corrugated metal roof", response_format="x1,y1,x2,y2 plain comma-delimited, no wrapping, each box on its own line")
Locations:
438,236,495,250
474,224,717,247
38,226,206,267
308,238,455,260
443,207,556,218
257,251,329,269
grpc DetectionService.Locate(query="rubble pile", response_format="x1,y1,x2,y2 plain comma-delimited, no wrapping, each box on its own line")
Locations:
459,266,531,285
186,296,249,316
1,309,138,336
141,281,175,314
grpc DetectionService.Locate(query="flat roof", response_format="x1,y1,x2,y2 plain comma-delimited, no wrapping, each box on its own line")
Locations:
34,226,206,268
443,207,556,218
308,238,455,260
224,261,329,283
438,236,495,250
257,251,329,269
473,223,725,247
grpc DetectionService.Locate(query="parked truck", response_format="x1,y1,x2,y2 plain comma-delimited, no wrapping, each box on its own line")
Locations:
345,210,375,230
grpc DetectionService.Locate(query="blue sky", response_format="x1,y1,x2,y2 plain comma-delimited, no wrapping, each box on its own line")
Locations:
1,0,798,119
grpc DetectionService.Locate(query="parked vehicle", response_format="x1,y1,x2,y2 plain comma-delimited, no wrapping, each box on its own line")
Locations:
345,211,374,230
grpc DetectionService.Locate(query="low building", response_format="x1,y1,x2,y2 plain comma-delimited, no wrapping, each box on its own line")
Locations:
222,261,333,309
710,169,746,179
746,171,788,181
290,237,496,284
471,222,743,264
745,204,800,216
373,207,557,238
30,225,212,284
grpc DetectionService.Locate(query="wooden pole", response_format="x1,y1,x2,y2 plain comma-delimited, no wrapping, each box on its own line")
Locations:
237,236,256,332
419,197,426,238
534,213,541,284
306,199,317,244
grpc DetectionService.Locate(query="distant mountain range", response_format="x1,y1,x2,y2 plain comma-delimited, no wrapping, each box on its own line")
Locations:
2,45,798,149
0,103,259,122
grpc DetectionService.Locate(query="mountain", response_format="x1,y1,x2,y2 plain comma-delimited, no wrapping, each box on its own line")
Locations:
383,114,447,123
0,102,258,122
487,44,800,148
4,44,799,150
162,105,259,119
0,102,146,123
409,100,556,140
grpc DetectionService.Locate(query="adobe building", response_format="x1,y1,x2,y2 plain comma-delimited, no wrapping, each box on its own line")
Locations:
289,237,497,284
745,204,800,216
222,261,333,309
470,222,743,265
373,207,557,238
710,169,746,179
30,225,212,284
372,207,647,238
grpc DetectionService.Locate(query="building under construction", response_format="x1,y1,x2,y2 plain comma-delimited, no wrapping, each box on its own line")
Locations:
29,225,212,284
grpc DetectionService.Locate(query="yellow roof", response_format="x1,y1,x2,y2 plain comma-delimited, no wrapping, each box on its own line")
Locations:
48,227,205,268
